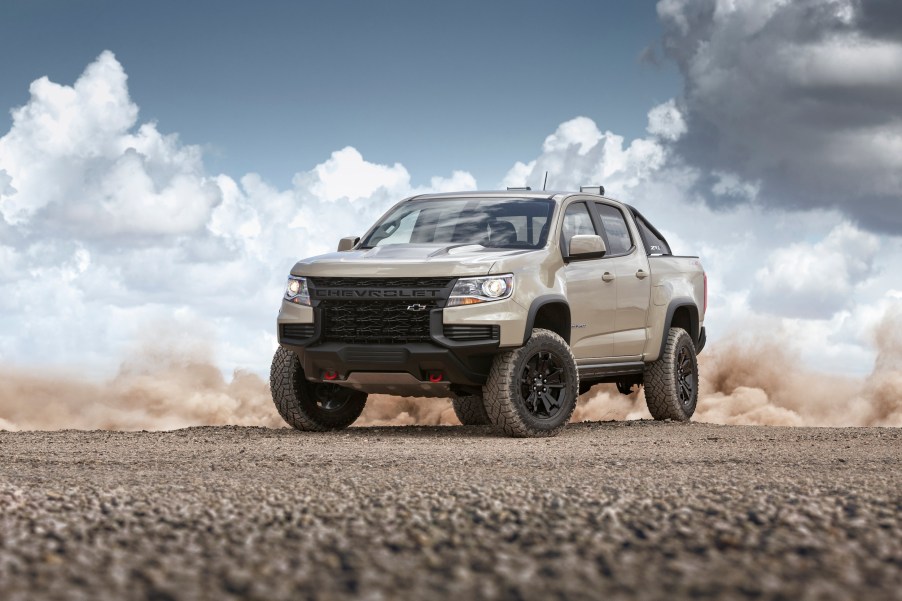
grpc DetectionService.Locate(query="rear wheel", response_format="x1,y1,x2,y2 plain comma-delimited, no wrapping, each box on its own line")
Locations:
451,394,490,426
270,347,367,431
483,328,579,437
643,327,698,421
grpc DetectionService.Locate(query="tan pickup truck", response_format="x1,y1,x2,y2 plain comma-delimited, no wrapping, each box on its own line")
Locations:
272,188,707,437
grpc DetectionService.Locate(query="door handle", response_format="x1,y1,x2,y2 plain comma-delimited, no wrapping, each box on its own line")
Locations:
635,269,648,279
602,272,615,282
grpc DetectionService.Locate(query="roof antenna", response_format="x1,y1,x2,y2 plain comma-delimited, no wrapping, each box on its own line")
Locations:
542,171,548,191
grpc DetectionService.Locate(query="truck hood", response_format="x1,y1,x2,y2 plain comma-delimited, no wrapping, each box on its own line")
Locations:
291,244,536,278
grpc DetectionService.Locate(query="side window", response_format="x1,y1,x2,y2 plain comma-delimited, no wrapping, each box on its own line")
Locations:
561,202,597,250
635,215,672,255
595,203,633,255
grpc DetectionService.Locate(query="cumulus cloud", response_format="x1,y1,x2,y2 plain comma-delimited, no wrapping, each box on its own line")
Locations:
0,51,476,375
657,0,902,232
0,51,219,236
501,105,676,191
302,147,410,203
646,99,687,141
750,223,880,318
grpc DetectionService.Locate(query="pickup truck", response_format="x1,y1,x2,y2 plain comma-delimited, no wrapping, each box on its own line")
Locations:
271,188,707,437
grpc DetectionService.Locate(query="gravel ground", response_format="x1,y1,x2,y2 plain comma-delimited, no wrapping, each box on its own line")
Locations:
0,422,900,601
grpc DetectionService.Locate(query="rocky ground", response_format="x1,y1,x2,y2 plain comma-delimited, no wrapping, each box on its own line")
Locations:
0,422,899,600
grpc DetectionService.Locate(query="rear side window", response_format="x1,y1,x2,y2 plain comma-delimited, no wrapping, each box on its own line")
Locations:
634,214,672,255
561,202,597,249
594,203,632,255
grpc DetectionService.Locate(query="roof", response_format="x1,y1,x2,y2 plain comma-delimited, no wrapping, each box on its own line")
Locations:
408,190,615,202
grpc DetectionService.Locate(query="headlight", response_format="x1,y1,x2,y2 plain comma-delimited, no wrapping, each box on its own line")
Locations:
284,275,310,306
447,274,514,307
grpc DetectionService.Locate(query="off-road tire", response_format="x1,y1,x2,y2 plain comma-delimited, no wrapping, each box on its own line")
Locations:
270,347,367,431
644,327,698,421
451,394,490,426
483,328,579,438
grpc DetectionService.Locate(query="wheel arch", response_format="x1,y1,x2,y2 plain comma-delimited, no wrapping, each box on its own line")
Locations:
656,300,700,360
523,295,571,344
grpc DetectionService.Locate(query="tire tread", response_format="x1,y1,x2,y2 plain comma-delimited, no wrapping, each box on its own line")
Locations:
451,394,490,426
483,329,579,438
643,327,698,421
269,347,365,431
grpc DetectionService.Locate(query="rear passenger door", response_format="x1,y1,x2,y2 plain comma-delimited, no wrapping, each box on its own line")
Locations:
592,202,651,358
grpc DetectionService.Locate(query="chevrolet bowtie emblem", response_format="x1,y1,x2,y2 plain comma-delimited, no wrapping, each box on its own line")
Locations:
407,304,427,312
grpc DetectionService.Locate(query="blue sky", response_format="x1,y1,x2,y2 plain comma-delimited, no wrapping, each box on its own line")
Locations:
1,0,679,188
0,0,901,429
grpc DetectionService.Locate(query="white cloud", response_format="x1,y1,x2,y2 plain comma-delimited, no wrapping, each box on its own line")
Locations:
0,52,478,376
500,160,536,189
750,223,880,318
501,111,671,192
303,146,411,203
0,50,220,236
646,99,687,141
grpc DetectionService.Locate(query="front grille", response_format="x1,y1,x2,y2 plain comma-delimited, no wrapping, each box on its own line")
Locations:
310,277,453,289
281,323,315,340
322,301,435,343
443,324,500,341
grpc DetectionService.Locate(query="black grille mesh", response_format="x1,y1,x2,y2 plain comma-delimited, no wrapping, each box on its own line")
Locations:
322,301,435,343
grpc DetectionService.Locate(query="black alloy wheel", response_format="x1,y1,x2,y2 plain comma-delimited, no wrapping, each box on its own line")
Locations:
311,383,357,412
519,350,568,420
482,328,579,437
676,345,696,410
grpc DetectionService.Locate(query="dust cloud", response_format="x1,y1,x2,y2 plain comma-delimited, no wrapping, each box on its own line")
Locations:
1,310,899,431
0,355,282,432
357,395,458,427
576,307,902,428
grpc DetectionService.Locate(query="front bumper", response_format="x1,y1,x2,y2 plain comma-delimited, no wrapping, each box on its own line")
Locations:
286,341,497,387
277,301,501,387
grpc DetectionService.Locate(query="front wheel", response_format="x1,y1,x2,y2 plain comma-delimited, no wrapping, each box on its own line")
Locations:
643,327,698,421
483,328,579,437
270,348,367,431
451,394,490,426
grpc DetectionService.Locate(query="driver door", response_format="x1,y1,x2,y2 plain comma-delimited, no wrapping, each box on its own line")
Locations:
560,202,616,360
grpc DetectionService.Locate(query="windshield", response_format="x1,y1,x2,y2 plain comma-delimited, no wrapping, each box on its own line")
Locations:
360,198,554,250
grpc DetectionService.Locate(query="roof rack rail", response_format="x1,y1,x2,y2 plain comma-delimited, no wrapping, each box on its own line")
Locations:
579,185,605,195
506,186,532,191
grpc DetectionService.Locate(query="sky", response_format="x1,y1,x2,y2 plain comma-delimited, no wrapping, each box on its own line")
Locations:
0,0,680,189
0,0,901,381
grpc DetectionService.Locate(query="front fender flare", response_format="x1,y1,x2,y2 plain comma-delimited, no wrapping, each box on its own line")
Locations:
522,295,571,344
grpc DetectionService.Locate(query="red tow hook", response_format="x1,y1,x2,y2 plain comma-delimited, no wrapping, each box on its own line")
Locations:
323,371,339,381
428,372,444,383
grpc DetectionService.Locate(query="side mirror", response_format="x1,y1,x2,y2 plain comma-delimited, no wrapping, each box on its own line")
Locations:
568,234,606,260
337,236,360,252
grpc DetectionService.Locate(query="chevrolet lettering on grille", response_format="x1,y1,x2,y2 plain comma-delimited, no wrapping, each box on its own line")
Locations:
312,288,443,299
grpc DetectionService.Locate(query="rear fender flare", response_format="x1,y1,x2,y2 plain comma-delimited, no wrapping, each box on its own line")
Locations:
655,299,699,360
